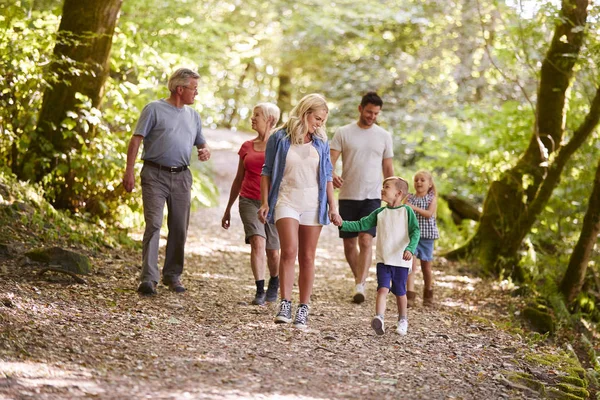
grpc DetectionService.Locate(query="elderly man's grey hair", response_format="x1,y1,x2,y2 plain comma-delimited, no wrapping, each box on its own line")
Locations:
167,68,200,92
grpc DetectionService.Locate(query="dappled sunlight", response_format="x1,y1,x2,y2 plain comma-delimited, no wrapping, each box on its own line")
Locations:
0,361,103,395
189,271,243,281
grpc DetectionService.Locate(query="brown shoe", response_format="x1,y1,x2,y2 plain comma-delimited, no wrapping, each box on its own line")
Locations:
407,291,417,308
163,278,186,293
423,288,434,306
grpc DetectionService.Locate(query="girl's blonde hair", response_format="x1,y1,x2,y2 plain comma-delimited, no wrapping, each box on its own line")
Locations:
414,170,437,196
254,102,281,129
278,93,329,145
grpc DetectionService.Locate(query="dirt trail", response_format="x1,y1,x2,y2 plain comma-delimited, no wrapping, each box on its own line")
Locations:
0,129,540,399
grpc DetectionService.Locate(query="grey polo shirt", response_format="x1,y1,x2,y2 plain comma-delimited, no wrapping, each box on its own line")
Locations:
135,99,206,167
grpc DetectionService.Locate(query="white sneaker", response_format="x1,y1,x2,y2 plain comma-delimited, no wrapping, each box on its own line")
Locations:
371,315,385,335
397,318,408,336
352,283,365,304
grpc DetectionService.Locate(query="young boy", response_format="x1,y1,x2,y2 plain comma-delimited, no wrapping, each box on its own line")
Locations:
337,176,420,335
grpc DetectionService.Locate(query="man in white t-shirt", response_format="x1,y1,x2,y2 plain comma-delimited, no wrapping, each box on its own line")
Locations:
330,92,394,303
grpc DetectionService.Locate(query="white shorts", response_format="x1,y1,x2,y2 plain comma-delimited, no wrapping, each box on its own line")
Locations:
274,204,321,226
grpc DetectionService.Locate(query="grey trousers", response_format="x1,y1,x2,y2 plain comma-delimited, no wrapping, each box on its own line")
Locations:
140,165,192,284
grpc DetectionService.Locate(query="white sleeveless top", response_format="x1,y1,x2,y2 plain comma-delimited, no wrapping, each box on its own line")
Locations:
277,142,320,211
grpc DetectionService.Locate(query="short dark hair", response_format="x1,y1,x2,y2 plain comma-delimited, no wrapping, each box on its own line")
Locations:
360,91,383,108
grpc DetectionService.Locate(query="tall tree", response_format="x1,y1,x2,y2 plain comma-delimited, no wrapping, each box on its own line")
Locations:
446,0,600,279
20,0,122,209
559,157,600,302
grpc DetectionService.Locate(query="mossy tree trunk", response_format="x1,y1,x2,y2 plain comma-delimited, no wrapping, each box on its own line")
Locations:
446,0,600,280
277,73,292,120
559,158,600,303
20,0,122,210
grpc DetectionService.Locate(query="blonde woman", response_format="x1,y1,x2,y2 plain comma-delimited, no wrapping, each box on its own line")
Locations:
258,94,341,328
222,103,281,305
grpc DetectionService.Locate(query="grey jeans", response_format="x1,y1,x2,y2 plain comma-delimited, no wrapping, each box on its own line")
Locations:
140,165,192,284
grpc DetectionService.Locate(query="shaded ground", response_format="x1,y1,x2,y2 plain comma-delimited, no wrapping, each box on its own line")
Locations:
0,129,569,399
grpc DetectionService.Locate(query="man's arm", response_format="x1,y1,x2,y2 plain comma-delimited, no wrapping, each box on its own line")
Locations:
330,148,343,188
382,157,394,178
123,135,143,192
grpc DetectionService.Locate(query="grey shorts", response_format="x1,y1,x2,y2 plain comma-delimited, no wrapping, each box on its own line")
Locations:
239,197,280,250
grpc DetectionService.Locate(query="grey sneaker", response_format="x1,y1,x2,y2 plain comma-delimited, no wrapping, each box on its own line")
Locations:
265,277,279,302
274,300,292,324
353,283,365,304
293,304,310,329
252,291,266,306
371,315,385,335
137,281,157,295
397,318,408,336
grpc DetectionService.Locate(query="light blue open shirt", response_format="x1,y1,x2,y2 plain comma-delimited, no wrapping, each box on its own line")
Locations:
261,129,333,225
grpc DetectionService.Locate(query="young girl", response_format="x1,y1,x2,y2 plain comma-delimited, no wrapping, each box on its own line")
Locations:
406,170,439,307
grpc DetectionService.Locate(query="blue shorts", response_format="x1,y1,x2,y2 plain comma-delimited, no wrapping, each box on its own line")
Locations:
338,199,381,238
376,263,409,296
415,239,435,261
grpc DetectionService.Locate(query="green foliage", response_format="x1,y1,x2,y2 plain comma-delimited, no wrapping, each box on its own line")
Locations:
0,3,58,172
0,168,134,250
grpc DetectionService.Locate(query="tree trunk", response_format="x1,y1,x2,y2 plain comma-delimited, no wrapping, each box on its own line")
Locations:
21,0,122,209
559,158,600,303
446,0,594,279
278,73,292,120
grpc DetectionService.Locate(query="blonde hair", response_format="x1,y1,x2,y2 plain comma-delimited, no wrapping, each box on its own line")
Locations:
167,68,200,92
414,170,437,196
383,176,409,194
278,93,328,145
254,102,281,131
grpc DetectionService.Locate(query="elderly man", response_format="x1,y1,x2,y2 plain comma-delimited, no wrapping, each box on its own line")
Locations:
123,68,210,295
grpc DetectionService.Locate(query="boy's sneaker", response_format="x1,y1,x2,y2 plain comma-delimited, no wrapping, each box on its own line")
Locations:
397,318,408,336
371,315,385,335
274,300,292,324
252,291,266,306
265,277,279,302
293,304,310,329
352,283,365,304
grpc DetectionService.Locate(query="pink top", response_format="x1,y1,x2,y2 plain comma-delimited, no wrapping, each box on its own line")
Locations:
238,140,264,200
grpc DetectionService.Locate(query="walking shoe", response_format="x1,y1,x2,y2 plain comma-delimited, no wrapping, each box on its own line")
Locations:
423,288,434,307
265,276,279,302
293,304,310,329
252,291,266,306
371,315,385,335
137,281,157,295
397,318,408,336
274,300,292,324
163,278,186,293
352,283,365,304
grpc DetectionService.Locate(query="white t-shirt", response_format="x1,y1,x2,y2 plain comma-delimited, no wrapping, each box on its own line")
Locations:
278,142,319,211
330,122,394,200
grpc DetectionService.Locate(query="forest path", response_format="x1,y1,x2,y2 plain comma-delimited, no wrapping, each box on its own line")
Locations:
0,129,539,399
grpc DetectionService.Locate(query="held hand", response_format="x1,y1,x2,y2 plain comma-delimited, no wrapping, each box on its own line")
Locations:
257,204,269,224
123,170,135,193
198,147,211,162
332,174,343,189
403,250,413,261
329,211,342,227
221,210,231,229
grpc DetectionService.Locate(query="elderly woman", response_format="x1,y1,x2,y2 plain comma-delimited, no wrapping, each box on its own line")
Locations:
222,103,281,305
258,94,341,328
